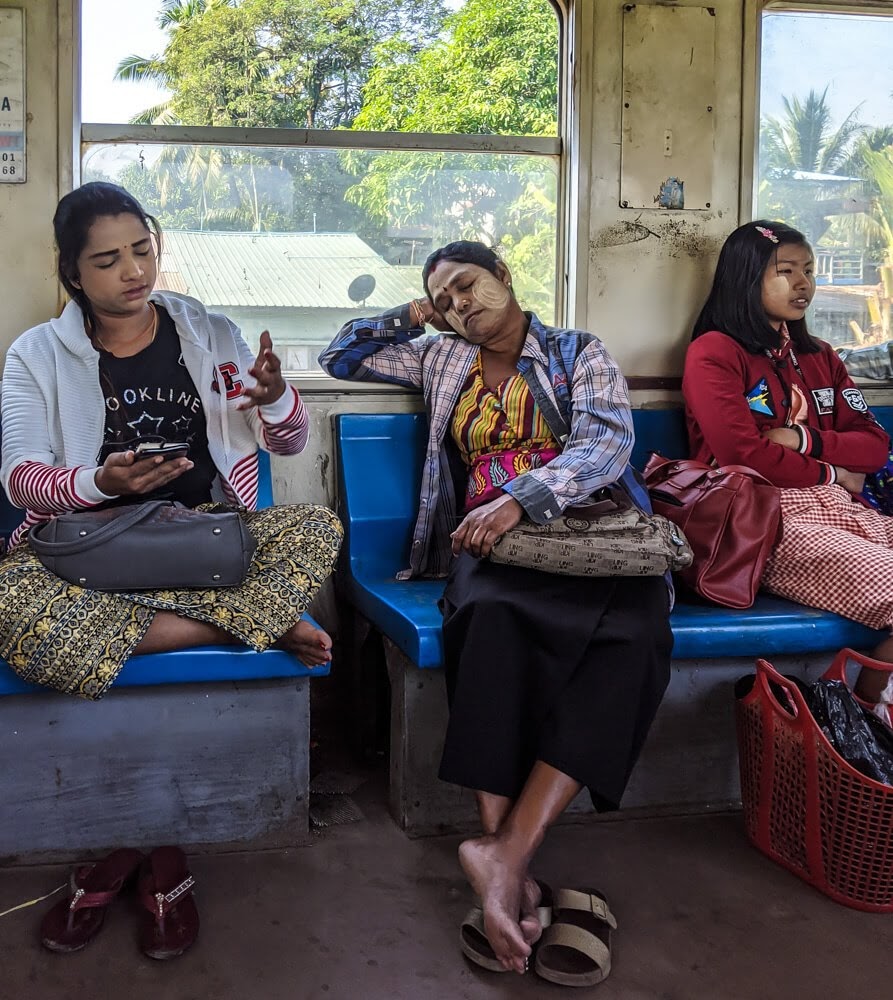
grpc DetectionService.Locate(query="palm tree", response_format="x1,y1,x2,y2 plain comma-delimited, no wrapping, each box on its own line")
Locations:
759,88,867,244
113,0,237,125
761,87,865,175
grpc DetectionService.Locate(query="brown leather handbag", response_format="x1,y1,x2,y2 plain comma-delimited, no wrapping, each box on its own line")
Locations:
643,453,782,609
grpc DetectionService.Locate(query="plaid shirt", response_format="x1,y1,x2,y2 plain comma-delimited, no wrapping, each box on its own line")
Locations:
320,306,654,580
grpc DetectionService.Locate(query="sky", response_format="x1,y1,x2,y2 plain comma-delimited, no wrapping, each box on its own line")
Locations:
81,3,893,135
761,12,893,131
81,0,170,124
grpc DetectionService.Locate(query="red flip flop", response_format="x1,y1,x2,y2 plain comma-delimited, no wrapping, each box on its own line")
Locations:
138,846,199,960
40,848,144,953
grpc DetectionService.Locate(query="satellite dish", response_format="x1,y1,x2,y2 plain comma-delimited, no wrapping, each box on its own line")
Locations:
348,274,376,304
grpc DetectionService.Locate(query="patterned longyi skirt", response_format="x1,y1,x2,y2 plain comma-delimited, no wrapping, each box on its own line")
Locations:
0,503,342,699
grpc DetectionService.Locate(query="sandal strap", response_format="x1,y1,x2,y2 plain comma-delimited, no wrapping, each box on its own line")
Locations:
460,905,484,932
541,921,612,974
67,867,120,913
554,888,617,930
142,874,196,918
537,903,553,929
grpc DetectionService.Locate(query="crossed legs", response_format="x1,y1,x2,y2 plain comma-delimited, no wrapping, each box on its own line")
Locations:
459,761,582,974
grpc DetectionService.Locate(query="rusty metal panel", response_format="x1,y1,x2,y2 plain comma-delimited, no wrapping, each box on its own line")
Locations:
620,4,716,211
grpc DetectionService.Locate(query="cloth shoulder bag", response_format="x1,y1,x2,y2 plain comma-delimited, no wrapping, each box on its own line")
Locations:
29,500,257,591
643,453,782,609
488,491,693,578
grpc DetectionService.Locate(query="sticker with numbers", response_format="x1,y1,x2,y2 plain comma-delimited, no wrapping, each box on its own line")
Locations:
0,9,26,184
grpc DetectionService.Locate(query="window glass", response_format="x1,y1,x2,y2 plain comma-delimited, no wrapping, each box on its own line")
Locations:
758,12,893,353
81,0,558,136
82,144,558,366
80,0,561,372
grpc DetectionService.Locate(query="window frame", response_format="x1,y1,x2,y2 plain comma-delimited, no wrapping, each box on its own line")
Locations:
70,0,570,386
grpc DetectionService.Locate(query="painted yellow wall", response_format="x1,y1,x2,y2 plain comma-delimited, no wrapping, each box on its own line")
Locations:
0,0,64,353
579,0,743,379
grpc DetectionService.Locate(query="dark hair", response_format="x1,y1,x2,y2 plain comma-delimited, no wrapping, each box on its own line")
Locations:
691,219,820,354
53,182,162,334
421,241,504,298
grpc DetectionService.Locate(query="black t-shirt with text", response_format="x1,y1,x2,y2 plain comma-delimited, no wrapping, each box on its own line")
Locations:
98,306,217,507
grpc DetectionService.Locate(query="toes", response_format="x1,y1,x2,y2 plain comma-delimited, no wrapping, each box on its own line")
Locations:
519,913,541,946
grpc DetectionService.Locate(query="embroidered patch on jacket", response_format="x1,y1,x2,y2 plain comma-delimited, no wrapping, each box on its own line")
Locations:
811,387,835,415
746,377,774,416
211,362,244,400
842,387,868,413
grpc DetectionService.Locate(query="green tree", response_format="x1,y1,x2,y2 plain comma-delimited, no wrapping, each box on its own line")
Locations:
116,0,446,129
111,0,448,236
346,0,560,316
352,0,558,136
758,88,866,243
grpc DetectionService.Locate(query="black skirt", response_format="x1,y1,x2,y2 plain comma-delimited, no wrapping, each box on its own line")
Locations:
438,554,673,810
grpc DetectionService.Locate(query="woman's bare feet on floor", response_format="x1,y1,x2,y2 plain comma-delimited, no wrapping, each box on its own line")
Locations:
459,835,531,974
277,619,333,667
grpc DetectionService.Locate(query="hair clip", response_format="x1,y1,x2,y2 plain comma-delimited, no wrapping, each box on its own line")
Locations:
755,225,779,244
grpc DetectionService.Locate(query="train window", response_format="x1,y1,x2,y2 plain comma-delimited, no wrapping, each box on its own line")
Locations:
79,0,562,374
757,10,893,351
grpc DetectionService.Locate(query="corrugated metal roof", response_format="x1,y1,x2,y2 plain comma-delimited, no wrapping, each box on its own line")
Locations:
155,231,420,309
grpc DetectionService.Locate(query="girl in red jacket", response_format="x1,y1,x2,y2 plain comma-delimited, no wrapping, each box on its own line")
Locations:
683,220,892,699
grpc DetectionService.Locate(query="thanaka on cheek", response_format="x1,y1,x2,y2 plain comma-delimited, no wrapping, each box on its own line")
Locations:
473,274,511,310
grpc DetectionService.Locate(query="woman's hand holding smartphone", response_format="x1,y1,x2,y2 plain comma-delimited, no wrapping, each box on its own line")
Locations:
133,441,190,461
95,446,193,496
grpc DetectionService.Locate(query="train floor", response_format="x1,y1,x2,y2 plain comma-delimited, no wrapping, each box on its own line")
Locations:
2,780,891,1000
3,668,892,1000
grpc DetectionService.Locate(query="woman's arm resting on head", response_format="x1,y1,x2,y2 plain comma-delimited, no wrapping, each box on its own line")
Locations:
318,303,437,388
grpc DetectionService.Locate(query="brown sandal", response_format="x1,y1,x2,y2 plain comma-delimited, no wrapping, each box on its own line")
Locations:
534,888,617,987
40,848,144,953
137,846,199,960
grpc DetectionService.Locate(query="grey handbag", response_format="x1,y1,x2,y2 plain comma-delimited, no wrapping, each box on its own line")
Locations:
28,500,257,591
488,504,692,577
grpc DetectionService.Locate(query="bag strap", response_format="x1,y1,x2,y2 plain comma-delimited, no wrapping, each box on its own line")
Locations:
28,501,172,558
645,453,776,489
717,464,776,487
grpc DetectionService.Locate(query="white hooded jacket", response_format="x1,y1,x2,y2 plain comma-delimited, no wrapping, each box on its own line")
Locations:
1,291,308,543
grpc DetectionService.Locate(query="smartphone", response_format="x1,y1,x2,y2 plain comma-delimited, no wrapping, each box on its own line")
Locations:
133,441,191,461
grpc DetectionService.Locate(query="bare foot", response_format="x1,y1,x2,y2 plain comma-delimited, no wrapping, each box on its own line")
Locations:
519,876,544,946
277,619,332,667
459,835,531,974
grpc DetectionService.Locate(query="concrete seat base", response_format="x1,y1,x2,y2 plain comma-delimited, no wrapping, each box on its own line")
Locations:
380,629,836,837
2,676,311,861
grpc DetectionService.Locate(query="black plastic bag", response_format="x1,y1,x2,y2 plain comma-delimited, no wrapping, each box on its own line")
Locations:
799,680,893,785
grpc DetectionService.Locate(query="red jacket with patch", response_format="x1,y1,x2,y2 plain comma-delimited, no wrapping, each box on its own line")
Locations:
683,330,889,488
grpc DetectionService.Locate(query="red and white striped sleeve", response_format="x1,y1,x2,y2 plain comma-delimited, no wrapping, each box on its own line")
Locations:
257,386,309,455
6,461,112,515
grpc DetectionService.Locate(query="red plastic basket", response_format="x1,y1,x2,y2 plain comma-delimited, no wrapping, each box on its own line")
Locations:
736,649,893,912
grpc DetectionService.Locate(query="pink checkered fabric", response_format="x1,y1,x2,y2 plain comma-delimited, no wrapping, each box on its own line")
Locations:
762,485,893,631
